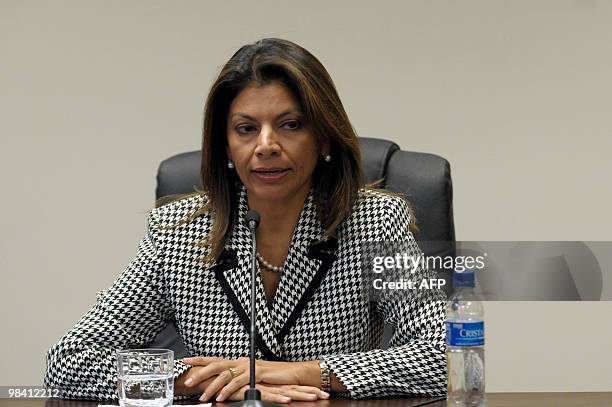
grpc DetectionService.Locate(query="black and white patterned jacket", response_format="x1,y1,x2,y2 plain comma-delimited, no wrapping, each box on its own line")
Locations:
44,185,446,400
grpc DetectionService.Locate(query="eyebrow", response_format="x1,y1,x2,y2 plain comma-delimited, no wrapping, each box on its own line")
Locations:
230,108,303,122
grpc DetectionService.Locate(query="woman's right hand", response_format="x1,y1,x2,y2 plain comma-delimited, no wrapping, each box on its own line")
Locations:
226,383,329,404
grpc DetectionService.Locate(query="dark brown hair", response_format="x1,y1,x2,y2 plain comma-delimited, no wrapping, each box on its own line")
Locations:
158,38,414,264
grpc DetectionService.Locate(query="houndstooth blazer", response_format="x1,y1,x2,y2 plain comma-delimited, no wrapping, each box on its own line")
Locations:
44,185,446,401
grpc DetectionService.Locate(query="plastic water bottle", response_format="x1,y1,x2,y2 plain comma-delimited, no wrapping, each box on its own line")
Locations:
446,269,485,406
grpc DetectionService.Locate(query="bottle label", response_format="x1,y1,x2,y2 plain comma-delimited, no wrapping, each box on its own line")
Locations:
446,320,485,347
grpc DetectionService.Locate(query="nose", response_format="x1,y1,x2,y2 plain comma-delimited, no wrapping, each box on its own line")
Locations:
254,125,281,158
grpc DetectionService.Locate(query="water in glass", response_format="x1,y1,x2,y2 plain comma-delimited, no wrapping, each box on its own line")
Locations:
117,349,174,407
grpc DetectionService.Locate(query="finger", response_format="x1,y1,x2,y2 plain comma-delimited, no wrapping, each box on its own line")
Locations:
180,356,223,366
259,389,291,404
275,388,319,401
226,384,291,404
215,371,250,402
180,368,204,389
255,385,298,404
279,385,330,399
184,362,227,388
227,384,250,401
201,369,234,402
187,375,216,394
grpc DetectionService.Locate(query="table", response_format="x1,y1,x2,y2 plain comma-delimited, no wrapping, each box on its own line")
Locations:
1,393,612,407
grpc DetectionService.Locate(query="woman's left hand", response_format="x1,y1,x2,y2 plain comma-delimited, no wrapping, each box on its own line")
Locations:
180,356,323,402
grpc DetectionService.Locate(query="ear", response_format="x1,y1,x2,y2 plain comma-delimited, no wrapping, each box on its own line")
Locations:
226,145,232,161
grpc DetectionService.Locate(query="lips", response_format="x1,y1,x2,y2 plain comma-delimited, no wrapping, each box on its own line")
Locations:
252,168,290,174
251,167,291,183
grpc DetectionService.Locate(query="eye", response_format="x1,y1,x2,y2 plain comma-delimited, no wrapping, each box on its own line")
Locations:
236,124,257,134
281,120,301,130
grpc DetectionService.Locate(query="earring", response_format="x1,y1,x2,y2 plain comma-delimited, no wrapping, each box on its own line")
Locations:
227,160,235,169
323,154,332,162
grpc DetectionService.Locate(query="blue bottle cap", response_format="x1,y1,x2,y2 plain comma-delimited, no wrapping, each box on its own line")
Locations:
453,269,476,288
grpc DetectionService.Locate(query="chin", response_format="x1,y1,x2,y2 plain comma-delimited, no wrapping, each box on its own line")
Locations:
248,184,291,200
248,182,310,203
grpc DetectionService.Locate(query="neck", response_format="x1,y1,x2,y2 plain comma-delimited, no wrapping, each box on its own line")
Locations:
247,187,311,240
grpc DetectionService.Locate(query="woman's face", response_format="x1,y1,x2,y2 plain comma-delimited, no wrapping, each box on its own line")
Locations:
226,81,328,204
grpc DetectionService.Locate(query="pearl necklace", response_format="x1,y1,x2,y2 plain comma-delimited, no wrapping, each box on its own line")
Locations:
256,252,284,273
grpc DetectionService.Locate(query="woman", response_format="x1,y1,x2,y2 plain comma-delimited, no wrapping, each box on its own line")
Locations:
44,38,446,403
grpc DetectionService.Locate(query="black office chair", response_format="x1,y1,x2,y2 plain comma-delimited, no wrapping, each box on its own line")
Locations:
150,136,455,355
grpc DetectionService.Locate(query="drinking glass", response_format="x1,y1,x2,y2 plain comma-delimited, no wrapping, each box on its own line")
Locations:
117,348,174,407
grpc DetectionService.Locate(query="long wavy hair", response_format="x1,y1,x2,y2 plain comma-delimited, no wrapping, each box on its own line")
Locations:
158,38,412,264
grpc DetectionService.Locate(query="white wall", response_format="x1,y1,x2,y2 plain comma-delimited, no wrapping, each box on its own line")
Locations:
1,0,611,391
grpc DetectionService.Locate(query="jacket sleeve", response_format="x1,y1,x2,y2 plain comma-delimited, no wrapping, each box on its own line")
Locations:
43,210,191,401
320,196,447,398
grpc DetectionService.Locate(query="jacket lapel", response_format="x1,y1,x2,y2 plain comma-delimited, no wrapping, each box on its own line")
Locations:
212,185,338,358
214,186,282,359
270,190,338,343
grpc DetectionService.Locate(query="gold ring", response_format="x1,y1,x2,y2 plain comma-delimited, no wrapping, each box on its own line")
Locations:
228,367,238,379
